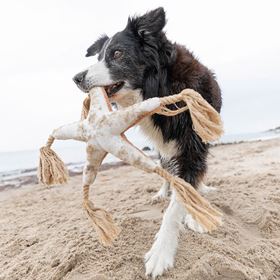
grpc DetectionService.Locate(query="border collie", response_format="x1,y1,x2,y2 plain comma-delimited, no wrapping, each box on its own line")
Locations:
73,7,222,278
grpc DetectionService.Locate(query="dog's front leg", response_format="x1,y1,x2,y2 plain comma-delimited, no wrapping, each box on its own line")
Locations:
145,191,185,278
151,157,173,203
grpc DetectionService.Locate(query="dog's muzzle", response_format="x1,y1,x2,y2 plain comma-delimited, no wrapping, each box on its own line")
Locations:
73,70,88,86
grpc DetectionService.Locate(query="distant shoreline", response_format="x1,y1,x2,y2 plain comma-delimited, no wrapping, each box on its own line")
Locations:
1,132,279,191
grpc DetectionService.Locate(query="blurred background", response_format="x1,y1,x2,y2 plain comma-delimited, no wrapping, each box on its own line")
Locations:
0,0,279,182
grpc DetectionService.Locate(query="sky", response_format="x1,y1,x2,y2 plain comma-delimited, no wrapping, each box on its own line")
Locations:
0,0,279,152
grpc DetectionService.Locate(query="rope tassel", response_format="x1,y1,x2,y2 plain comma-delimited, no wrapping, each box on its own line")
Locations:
38,136,68,185
83,185,120,246
154,167,222,232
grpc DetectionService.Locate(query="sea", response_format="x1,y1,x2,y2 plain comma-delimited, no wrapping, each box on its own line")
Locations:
0,128,279,190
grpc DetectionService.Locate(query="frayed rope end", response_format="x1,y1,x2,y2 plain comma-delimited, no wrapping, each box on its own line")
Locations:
38,144,68,186
83,185,120,246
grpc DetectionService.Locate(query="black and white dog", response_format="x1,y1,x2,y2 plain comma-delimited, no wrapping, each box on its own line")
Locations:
73,7,222,278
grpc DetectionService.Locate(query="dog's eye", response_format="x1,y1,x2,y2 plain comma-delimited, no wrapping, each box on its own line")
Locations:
113,50,122,59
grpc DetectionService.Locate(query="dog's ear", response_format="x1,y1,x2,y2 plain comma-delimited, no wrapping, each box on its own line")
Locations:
85,34,109,57
127,7,166,38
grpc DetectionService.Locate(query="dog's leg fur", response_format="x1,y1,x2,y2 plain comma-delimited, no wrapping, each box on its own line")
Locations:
145,191,185,278
146,159,216,277
138,119,201,277
146,182,216,277
146,152,185,277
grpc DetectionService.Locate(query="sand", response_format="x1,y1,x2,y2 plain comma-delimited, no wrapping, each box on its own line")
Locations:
0,138,280,280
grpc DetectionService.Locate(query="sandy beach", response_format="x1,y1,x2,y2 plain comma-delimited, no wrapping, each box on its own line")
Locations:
0,138,279,280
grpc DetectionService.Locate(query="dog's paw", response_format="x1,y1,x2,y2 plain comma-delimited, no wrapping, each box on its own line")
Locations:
198,184,217,194
144,244,174,278
184,214,207,233
151,189,167,204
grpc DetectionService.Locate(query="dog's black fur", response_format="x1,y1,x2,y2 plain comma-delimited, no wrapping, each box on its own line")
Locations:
76,7,222,188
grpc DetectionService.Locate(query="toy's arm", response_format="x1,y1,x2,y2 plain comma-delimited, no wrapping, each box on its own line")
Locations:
99,135,157,173
83,146,107,186
105,98,161,134
52,121,87,142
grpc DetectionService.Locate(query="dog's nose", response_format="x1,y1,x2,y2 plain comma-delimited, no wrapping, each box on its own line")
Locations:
73,70,88,84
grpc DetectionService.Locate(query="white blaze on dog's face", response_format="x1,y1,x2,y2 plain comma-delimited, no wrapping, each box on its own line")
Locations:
86,60,113,86
84,37,114,88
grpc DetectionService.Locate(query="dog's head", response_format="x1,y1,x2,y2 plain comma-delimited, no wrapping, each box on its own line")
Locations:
73,7,176,103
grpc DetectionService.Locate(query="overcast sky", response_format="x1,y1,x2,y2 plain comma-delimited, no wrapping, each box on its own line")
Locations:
0,0,279,152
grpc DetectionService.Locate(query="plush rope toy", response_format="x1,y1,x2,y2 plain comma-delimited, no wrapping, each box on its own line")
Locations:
38,87,223,245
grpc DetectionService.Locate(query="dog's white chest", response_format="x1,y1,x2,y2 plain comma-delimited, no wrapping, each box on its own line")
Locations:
138,117,178,159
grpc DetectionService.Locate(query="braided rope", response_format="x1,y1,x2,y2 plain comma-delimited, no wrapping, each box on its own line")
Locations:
83,184,100,211
154,166,175,186
46,135,55,148
157,91,190,116
83,184,90,202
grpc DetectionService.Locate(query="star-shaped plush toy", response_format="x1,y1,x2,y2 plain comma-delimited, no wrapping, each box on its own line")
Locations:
38,87,223,245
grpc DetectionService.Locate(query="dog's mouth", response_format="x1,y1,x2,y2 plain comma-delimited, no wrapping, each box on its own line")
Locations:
104,81,125,97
